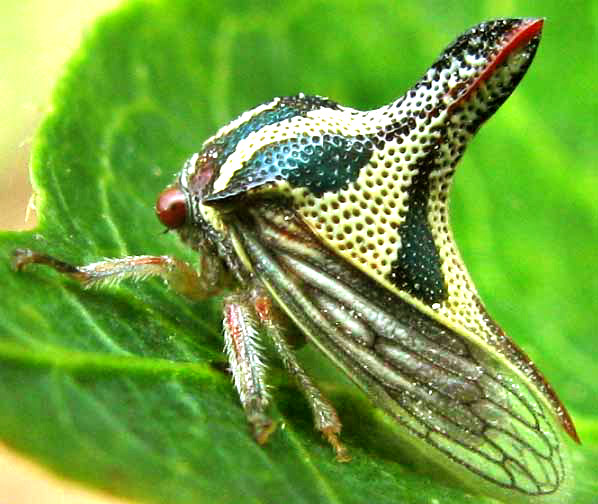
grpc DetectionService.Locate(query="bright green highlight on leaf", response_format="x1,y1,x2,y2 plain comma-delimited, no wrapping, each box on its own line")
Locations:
0,1,596,503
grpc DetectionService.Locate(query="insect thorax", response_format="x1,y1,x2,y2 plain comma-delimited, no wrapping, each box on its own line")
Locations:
176,19,541,349
181,91,467,307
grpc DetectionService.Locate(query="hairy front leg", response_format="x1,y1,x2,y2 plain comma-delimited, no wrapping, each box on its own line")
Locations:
12,248,227,299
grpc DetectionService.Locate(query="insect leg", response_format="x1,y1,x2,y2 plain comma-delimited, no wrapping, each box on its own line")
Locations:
252,289,350,462
222,294,275,444
12,248,226,299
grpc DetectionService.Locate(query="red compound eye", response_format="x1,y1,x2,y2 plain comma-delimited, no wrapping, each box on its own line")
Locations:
156,187,187,229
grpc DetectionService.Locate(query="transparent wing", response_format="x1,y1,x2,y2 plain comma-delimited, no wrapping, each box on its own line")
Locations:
228,202,572,501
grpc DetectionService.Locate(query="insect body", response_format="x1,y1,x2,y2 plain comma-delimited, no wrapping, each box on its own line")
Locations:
14,18,578,503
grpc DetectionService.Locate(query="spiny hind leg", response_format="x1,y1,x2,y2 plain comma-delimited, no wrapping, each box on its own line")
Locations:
252,288,350,462
12,248,227,300
223,293,275,444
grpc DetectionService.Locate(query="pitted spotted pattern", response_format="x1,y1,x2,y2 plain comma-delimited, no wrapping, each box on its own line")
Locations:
193,18,542,348
294,132,432,276
206,95,341,163
207,133,374,200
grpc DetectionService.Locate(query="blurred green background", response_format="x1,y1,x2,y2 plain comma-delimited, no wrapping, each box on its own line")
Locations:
0,1,595,503
0,1,120,231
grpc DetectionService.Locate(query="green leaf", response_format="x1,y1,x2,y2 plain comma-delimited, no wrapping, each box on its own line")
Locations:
1,1,596,503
